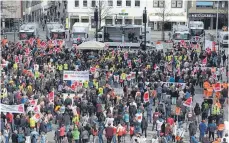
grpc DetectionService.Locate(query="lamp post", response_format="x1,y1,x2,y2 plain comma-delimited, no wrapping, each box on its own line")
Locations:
143,7,147,50
216,0,219,52
94,6,98,41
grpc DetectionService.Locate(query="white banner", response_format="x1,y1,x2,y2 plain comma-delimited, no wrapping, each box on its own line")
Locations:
63,70,89,81
0,104,25,113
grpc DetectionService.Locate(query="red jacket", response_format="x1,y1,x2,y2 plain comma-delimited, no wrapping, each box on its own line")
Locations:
6,113,13,123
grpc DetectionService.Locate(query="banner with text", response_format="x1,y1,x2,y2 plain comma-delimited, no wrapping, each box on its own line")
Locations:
0,104,25,113
63,70,89,81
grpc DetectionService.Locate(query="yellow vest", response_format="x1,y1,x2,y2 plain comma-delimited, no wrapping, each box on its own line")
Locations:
64,64,68,70
35,71,39,78
175,56,178,61
30,118,36,127
84,81,89,88
121,73,126,80
168,56,171,61
59,65,63,71
99,87,103,94
13,63,18,69
212,105,220,115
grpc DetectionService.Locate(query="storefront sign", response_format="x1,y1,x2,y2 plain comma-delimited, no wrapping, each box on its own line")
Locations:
189,14,216,18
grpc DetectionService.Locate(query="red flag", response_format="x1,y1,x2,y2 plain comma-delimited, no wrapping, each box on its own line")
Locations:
15,56,19,63
144,92,149,103
213,82,221,91
71,84,76,90
41,41,47,48
90,67,96,73
29,38,34,46
127,60,132,67
202,57,207,65
48,91,54,101
25,48,30,56
183,97,192,107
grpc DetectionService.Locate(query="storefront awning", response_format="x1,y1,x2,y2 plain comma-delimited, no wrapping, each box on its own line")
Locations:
149,16,187,22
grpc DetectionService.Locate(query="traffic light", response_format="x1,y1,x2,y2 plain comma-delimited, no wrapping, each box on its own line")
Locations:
143,8,147,24
94,6,98,22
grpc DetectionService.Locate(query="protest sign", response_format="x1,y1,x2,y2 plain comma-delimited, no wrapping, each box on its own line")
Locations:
63,70,89,81
0,104,25,113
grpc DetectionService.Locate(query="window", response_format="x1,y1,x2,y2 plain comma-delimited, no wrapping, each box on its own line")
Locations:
108,0,113,6
134,19,142,25
153,0,164,7
117,0,122,6
171,0,183,8
135,0,140,7
126,0,131,6
125,19,132,24
105,19,113,25
83,0,87,7
81,18,89,23
75,0,79,7
91,0,96,7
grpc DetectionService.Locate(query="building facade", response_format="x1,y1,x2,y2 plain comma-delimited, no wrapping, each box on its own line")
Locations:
23,0,67,26
67,0,188,31
1,1,23,29
188,0,228,29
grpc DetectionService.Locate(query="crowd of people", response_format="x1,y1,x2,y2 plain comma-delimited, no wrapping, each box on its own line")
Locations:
0,35,229,143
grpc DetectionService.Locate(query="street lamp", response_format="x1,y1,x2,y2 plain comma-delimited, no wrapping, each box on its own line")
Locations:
216,0,219,52
94,6,98,41
143,7,147,50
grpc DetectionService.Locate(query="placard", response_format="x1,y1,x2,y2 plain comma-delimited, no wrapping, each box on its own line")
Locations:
63,70,89,81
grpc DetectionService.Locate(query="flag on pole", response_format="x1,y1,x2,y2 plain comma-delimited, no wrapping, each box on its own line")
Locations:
202,57,207,65
48,90,54,102
183,97,192,107
29,38,35,46
40,41,47,48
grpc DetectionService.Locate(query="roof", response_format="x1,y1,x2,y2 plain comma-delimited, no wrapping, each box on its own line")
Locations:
77,41,105,50
51,29,65,32
47,23,64,30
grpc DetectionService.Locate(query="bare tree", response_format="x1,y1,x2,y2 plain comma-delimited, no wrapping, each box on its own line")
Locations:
155,1,171,41
89,0,113,28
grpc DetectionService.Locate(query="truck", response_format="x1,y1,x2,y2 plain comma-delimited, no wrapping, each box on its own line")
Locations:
71,23,89,46
172,24,191,46
189,21,205,45
46,22,65,47
19,23,39,41
96,25,151,48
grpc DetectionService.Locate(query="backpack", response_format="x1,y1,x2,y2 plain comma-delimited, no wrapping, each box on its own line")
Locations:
18,134,25,143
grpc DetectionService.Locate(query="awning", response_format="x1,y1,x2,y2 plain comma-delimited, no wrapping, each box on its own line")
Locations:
77,41,106,50
149,16,187,22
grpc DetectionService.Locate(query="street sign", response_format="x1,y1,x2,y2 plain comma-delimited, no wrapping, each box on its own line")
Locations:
119,13,128,16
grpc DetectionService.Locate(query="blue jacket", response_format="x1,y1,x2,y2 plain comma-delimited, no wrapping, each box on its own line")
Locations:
123,113,129,122
169,77,175,82
199,122,207,135
191,136,198,143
